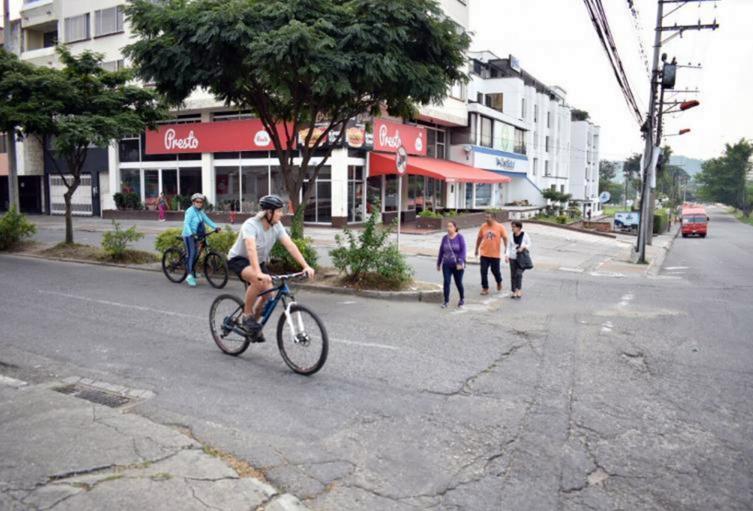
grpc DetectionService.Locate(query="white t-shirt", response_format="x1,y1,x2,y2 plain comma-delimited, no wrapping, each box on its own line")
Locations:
228,216,288,263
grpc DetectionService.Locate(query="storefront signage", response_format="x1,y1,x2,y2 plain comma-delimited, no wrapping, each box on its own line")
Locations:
471,148,529,174
373,119,426,156
495,156,516,171
145,119,293,154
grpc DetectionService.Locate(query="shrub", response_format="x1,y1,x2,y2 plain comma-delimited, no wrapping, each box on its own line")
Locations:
443,209,458,218
171,195,184,211
155,227,184,254
270,236,319,273
123,192,143,210
556,215,568,224
653,209,670,234
330,209,413,289
101,221,144,260
418,209,441,218
206,226,236,255
113,192,126,210
0,207,36,250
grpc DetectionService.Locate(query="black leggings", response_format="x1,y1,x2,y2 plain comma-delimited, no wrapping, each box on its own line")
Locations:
480,256,502,290
442,264,465,303
509,260,524,292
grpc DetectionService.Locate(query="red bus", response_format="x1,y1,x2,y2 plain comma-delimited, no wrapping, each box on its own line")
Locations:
681,205,709,238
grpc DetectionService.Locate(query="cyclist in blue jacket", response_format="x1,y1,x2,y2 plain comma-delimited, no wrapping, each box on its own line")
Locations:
182,193,220,287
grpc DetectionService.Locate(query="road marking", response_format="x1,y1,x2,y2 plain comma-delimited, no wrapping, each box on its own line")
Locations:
338,301,358,305
590,271,625,278
601,321,613,334
665,266,689,271
559,267,585,273
619,293,634,307
38,290,196,319
0,374,28,388
331,338,400,351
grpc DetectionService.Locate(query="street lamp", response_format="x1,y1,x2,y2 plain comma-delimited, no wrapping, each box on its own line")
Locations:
664,128,691,137
679,100,700,111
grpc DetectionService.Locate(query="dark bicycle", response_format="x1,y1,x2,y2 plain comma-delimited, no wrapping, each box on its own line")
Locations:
161,230,229,289
208,271,328,375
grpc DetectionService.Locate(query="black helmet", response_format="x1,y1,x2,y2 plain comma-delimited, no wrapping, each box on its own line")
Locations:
259,194,284,211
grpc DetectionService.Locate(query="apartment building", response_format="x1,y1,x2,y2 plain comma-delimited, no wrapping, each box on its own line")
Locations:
569,119,602,216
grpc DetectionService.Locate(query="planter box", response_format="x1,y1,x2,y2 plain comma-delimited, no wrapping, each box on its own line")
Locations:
415,211,508,230
580,221,613,233
104,210,299,228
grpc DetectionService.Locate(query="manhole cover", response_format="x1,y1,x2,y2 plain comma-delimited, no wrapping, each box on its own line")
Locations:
53,384,132,408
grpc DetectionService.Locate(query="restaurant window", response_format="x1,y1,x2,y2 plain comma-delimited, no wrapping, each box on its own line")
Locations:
64,13,90,43
303,166,332,223
480,117,493,148
384,175,398,212
464,183,473,209
120,169,140,197
407,175,422,211
179,168,202,197
241,166,270,213
475,184,492,207
347,165,365,222
162,169,178,198
94,6,124,37
367,176,382,214
144,170,159,207
215,166,241,212
485,93,504,113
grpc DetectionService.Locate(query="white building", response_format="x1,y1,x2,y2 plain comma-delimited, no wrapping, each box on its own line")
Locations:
569,119,601,216
448,51,575,210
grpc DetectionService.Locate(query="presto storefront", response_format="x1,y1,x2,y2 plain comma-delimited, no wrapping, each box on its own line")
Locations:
110,112,368,226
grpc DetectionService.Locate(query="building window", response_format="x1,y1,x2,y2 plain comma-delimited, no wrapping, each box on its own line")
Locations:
545,160,550,176
547,111,551,128
215,167,242,212
494,121,513,152
64,13,90,43
545,136,550,153
101,60,125,72
533,131,538,149
0,135,6,153
476,92,484,104
534,105,538,123
480,117,493,148
347,165,365,222
521,98,526,119
384,175,398,212
469,113,478,145
95,6,125,37
514,128,526,155
43,31,58,48
118,137,140,162
532,158,537,176
561,185,565,193
426,127,446,159
475,184,492,207
485,93,504,113
449,81,467,101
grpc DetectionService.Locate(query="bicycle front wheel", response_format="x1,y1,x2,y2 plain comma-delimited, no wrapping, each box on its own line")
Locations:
276,303,329,376
162,248,187,283
204,251,229,289
209,294,250,356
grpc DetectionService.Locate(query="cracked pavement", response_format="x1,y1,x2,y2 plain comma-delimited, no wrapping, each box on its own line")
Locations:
1,205,752,509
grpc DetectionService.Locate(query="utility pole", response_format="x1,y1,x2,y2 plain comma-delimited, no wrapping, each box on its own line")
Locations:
634,0,718,263
3,0,19,211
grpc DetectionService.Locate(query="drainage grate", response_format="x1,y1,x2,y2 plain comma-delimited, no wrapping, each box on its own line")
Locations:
53,384,132,408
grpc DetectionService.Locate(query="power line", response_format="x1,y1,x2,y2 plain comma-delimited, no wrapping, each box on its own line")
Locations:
626,0,652,80
582,0,644,126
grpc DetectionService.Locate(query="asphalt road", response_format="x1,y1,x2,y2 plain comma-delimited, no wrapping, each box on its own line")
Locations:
1,205,752,510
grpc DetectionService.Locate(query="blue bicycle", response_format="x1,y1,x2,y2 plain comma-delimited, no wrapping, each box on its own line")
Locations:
208,271,329,375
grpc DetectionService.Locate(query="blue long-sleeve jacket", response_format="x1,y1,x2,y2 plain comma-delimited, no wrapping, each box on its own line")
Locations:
182,206,218,237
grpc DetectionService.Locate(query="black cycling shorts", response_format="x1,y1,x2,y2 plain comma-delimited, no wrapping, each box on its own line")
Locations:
227,257,268,280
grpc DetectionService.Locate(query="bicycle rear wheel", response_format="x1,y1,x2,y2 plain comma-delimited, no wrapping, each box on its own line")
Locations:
204,251,229,289
276,303,328,375
162,248,188,283
209,294,251,356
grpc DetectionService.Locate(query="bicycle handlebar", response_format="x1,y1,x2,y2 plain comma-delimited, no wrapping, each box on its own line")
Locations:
271,270,310,283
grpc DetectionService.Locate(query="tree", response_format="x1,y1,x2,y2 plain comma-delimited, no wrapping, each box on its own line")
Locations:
599,160,618,191
0,47,165,244
696,139,753,216
125,0,470,237
571,109,590,122
623,152,642,205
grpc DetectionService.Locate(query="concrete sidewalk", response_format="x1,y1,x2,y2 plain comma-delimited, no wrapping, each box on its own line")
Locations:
27,214,671,277
0,375,306,511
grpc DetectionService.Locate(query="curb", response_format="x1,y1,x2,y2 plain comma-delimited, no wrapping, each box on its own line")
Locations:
647,226,680,277
265,494,310,511
3,252,443,303
524,219,618,239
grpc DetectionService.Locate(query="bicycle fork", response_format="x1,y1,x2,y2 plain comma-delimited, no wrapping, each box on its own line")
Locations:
283,301,310,345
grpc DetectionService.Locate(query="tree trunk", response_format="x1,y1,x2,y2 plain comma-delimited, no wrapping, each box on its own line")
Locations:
63,193,74,244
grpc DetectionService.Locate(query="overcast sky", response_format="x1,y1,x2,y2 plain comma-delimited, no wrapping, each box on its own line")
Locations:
470,0,752,162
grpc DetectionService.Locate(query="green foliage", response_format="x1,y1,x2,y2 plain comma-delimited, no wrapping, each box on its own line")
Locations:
270,236,319,273
556,215,568,224
125,0,469,235
113,192,125,210
0,207,37,250
599,160,618,186
542,189,571,204
418,209,441,218
154,228,184,254
330,209,412,289
566,206,582,219
101,221,144,260
206,226,236,256
696,139,753,215
653,209,670,234
0,47,166,244
443,210,459,217
571,109,590,122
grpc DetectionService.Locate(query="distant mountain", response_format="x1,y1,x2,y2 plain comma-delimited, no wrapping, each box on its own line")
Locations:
670,155,704,176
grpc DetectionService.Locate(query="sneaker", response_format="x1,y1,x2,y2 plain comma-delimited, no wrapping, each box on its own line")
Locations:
242,315,262,334
497,282,502,292
441,302,448,309
458,299,465,308
186,274,197,287
480,289,489,296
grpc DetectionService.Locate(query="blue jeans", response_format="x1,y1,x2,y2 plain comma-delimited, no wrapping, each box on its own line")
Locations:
442,264,465,304
184,236,199,277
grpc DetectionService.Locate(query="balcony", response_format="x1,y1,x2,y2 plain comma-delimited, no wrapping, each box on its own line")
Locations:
21,45,57,67
21,0,58,29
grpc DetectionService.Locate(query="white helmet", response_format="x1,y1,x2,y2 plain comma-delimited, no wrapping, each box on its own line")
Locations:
191,193,205,202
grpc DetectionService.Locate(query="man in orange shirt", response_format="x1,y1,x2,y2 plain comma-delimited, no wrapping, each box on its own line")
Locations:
475,212,509,295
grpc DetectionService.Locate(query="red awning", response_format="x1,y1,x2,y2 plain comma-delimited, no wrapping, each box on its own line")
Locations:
369,152,511,184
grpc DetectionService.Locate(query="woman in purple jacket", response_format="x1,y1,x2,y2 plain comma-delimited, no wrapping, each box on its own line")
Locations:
436,220,466,309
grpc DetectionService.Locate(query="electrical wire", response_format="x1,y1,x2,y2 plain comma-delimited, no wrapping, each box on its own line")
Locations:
581,0,644,126
626,0,652,81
